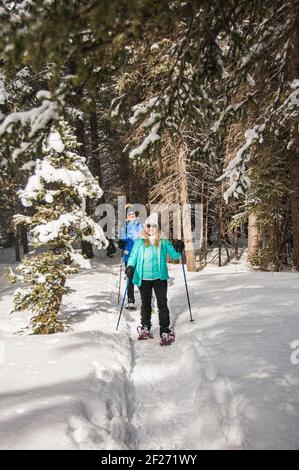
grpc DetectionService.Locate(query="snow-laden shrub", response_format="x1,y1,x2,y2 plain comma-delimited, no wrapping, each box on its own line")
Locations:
7,119,108,334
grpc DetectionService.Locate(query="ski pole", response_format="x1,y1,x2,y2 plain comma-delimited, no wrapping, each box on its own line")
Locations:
116,278,129,331
117,257,123,304
181,249,194,322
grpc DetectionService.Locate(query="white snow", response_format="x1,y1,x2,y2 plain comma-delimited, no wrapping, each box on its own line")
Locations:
44,192,54,204
31,213,70,242
0,248,299,450
19,174,42,207
69,252,92,270
26,211,107,249
129,123,161,159
11,142,31,162
219,124,265,203
33,159,86,187
21,160,36,171
290,79,299,90
19,157,103,207
111,95,125,118
129,96,160,126
150,43,160,53
0,78,8,105
45,131,65,153
0,92,61,138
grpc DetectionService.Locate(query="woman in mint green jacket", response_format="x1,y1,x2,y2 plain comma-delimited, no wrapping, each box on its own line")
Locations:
125,214,184,346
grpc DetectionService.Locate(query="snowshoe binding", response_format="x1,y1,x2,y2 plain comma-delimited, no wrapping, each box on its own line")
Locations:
125,300,136,310
160,330,175,346
137,326,154,340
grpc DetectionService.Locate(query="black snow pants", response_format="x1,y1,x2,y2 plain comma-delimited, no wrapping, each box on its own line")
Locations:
139,279,171,337
124,261,135,302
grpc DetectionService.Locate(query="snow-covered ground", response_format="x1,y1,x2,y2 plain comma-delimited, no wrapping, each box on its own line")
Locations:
0,247,299,450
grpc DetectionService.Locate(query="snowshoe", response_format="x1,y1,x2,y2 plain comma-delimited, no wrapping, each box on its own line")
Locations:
160,331,175,346
125,301,136,310
137,326,154,340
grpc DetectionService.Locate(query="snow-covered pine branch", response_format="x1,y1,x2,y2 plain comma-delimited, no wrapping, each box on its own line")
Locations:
218,125,265,203
0,90,63,140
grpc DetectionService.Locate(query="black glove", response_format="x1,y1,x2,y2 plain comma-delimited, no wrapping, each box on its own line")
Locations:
125,265,134,280
118,239,126,250
173,240,185,253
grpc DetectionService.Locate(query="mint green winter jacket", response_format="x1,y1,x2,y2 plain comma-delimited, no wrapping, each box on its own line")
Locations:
127,238,181,287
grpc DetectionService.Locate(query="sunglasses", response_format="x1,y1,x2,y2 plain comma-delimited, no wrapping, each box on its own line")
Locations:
146,224,158,229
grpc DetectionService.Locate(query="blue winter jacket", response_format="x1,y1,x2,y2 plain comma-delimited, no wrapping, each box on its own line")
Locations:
119,219,143,263
127,238,181,287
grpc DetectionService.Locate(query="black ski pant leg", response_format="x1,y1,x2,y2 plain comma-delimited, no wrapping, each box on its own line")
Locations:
139,280,153,330
127,280,135,302
153,279,171,337
124,261,135,301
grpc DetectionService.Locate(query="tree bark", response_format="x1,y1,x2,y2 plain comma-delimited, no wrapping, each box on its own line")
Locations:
76,116,94,259
234,229,239,261
204,183,209,266
21,226,29,255
288,155,299,269
90,111,104,187
248,212,262,264
218,206,222,267
182,202,197,272
199,177,209,269
15,229,21,262
288,0,299,269
178,141,197,272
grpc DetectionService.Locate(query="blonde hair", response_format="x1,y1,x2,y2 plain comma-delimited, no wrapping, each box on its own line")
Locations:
140,228,162,247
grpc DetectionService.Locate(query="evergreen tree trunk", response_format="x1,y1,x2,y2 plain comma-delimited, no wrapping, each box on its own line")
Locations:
21,226,29,255
81,199,95,259
289,149,299,270
182,202,197,272
199,178,208,269
218,217,222,266
178,141,196,272
81,241,94,259
204,183,210,266
15,229,21,262
248,213,262,264
234,229,239,261
90,111,104,188
288,0,299,269
76,116,94,259
218,184,223,267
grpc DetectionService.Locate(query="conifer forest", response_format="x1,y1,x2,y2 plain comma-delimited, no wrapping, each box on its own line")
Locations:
0,0,299,452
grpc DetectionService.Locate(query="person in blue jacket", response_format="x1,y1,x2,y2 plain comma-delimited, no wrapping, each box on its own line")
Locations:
125,212,184,346
118,207,143,309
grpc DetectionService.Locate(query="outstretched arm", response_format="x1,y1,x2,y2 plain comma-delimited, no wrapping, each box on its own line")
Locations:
165,240,182,261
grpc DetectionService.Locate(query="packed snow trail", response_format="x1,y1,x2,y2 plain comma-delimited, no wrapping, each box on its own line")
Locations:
122,272,245,450
0,248,299,449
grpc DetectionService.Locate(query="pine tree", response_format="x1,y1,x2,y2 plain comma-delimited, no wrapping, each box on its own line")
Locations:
7,119,107,334
1,0,299,272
